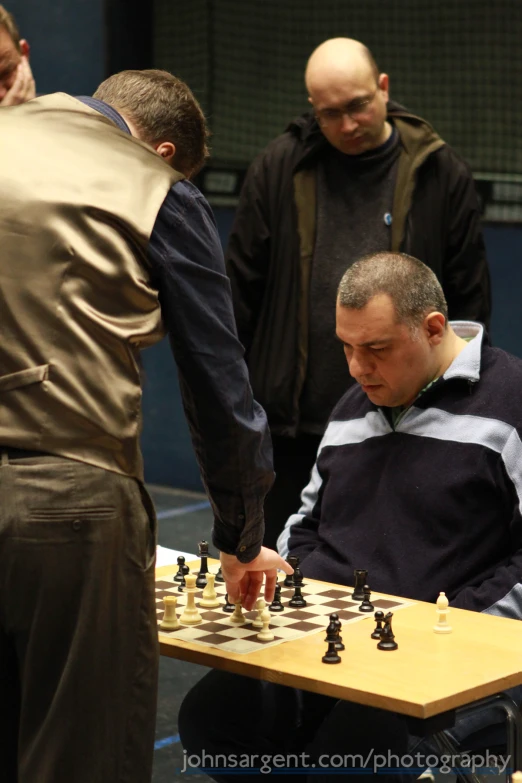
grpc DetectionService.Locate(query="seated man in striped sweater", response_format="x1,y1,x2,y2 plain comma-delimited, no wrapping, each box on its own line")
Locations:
180,252,520,781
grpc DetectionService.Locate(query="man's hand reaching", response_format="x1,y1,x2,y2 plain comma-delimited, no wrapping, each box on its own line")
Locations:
220,547,294,611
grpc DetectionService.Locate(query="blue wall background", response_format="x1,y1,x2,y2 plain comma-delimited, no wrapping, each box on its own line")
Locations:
6,0,105,95
141,215,522,491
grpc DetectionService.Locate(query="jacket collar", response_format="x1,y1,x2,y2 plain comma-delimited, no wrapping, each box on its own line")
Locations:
287,99,445,171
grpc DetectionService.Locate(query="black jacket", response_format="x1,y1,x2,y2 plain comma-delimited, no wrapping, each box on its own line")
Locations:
226,103,491,437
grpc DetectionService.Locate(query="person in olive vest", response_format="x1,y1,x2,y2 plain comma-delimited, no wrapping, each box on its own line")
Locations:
0,69,289,783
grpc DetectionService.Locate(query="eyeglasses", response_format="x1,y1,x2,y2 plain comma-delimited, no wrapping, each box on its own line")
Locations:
315,88,378,127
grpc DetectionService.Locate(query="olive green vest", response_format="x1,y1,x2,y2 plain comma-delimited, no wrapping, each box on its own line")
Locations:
0,93,183,479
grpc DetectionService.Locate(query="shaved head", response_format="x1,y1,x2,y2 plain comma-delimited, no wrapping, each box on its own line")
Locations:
304,37,390,155
305,38,379,94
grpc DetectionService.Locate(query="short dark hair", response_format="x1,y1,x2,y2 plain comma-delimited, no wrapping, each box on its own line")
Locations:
337,252,448,327
0,5,21,51
93,69,209,177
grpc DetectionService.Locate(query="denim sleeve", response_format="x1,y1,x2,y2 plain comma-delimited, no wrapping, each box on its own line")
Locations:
146,181,274,562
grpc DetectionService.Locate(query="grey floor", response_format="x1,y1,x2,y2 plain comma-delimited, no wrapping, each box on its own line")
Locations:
151,484,213,783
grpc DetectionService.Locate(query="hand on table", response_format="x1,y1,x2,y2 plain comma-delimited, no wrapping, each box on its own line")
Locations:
220,547,293,611
1,56,35,106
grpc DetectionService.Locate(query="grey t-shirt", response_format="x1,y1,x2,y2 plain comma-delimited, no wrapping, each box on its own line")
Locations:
299,126,401,434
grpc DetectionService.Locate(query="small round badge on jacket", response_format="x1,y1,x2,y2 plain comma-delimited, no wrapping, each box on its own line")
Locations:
384,213,393,226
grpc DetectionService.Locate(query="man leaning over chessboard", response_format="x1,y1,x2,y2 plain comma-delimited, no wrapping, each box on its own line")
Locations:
179,252,522,782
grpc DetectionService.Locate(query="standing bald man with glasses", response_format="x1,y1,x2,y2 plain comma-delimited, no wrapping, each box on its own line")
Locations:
226,37,491,550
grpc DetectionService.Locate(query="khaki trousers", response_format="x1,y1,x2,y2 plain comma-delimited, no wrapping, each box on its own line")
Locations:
0,453,158,783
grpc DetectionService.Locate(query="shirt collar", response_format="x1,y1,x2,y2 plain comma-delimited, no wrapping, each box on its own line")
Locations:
75,96,131,135
442,320,484,383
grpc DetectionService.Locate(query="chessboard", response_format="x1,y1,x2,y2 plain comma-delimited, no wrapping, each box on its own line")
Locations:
156,567,413,655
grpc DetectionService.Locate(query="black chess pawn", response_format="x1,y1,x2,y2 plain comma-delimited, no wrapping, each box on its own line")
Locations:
322,618,342,663
377,612,398,651
177,571,186,592
269,583,284,612
284,555,299,587
288,566,307,607
174,555,186,582
196,540,210,588
371,610,385,639
352,569,368,601
223,593,234,613
359,585,374,612
215,566,225,583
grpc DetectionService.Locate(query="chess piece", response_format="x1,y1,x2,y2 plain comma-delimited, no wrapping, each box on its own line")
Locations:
199,573,220,608
284,555,299,587
177,571,186,592
215,566,225,583
159,595,180,630
257,607,274,641
288,566,307,607
223,593,234,613
359,585,374,612
322,619,341,663
352,569,368,601
179,574,202,625
328,613,345,651
230,601,246,625
252,598,266,629
377,611,398,650
433,592,452,634
196,540,209,588
174,555,186,582
269,583,284,612
371,610,385,639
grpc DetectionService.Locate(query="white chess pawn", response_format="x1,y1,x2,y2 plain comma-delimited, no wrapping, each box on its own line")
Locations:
179,574,203,625
257,607,274,641
200,573,220,608
159,595,180,630
433,591,452,634
252,598,266,629
230,601,246,625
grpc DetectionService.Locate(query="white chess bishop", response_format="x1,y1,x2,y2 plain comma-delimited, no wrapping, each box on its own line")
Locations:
433,591,452,634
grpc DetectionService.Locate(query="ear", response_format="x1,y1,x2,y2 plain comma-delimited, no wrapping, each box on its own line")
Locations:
424,311,446,345
154,141,176,165
19,39,30,58
378,73,389,102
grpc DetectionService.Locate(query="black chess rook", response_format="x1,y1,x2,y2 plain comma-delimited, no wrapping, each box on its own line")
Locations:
352,569,368,601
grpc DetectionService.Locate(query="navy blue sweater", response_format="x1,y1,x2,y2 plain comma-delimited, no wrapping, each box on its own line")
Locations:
279,323,522,618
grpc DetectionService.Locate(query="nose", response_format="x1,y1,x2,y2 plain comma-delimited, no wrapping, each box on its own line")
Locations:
340,112,358,133
348,350,374,380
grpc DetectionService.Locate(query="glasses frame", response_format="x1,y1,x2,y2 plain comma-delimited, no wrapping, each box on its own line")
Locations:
315,87,379,127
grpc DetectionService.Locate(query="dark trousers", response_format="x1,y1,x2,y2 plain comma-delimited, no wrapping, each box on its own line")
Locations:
0,453,159,783
178,670,413,782
263,434,322,550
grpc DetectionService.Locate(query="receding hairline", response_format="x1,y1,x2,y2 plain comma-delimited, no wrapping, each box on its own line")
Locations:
305,38,379,92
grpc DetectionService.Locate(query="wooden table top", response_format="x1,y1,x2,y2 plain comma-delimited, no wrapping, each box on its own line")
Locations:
157,561,522,719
